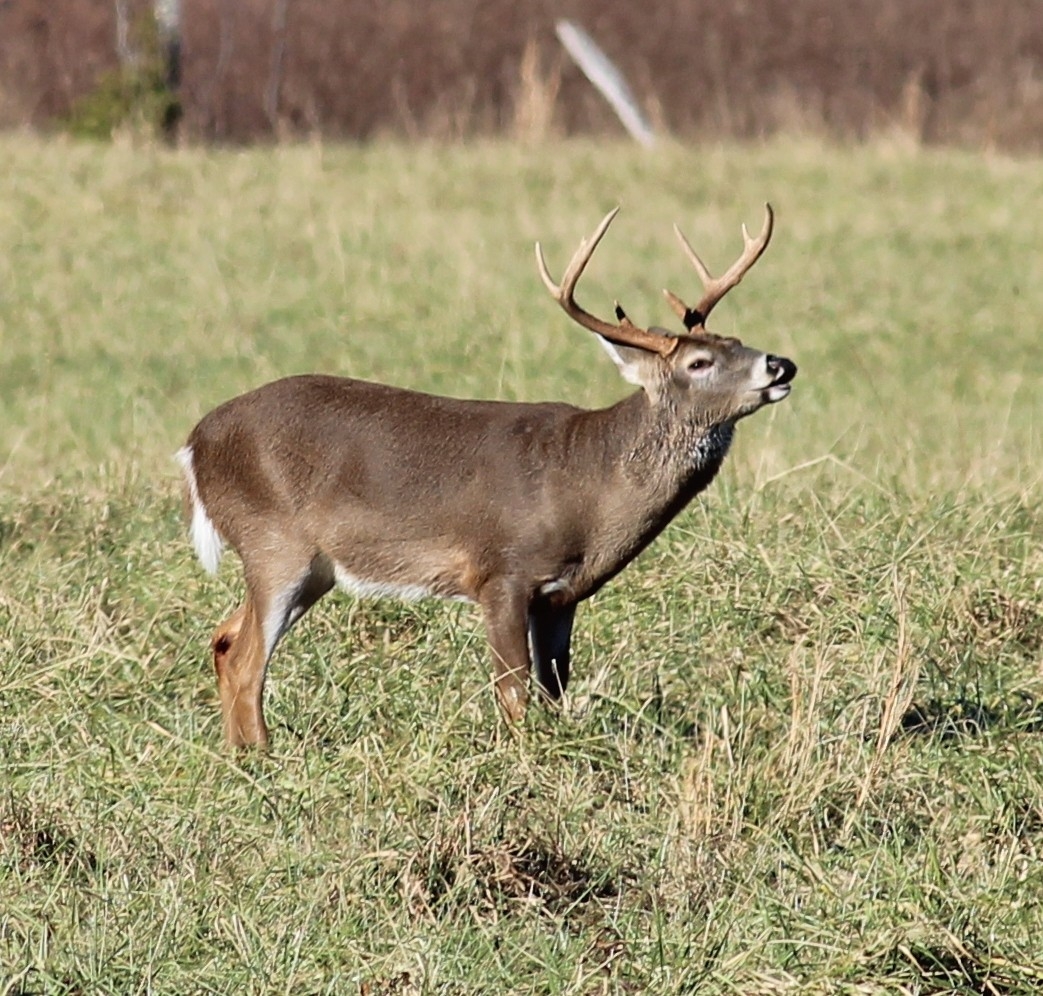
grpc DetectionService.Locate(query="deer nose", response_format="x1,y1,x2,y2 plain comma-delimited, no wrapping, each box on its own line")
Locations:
766,355,797,384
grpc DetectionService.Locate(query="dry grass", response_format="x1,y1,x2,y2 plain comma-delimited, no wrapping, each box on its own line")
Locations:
1,134,1042,993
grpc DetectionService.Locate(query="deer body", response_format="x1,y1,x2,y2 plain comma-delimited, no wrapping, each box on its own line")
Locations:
180,207,796,746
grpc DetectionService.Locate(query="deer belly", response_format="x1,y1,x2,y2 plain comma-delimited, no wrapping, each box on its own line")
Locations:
331,559,475,604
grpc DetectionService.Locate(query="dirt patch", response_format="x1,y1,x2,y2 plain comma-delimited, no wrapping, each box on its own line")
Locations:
400,823,622,920
0,795,97,877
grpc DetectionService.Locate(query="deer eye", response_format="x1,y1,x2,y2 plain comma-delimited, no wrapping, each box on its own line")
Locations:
687,357,714,373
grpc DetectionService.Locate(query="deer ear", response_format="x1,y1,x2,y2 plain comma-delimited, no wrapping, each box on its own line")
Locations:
596,336,657,387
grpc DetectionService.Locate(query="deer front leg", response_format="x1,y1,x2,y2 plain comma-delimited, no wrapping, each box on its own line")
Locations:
529,598,576,702
480,583,532,724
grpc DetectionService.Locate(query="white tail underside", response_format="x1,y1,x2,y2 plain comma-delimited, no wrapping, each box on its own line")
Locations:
176,446,225,574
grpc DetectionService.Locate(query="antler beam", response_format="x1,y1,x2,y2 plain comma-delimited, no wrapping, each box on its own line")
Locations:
536,209,680,357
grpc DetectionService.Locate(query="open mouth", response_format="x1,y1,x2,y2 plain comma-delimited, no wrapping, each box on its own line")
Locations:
763,356,797,403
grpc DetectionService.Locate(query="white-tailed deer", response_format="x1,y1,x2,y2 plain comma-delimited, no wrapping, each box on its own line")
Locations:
178,206,795,747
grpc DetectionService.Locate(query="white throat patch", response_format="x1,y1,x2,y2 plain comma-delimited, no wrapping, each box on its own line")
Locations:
691,423,734,469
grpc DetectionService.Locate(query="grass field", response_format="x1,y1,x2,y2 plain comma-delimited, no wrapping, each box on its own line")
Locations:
1,133,1042,994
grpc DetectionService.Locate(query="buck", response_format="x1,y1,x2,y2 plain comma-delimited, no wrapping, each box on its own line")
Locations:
178,206,796,747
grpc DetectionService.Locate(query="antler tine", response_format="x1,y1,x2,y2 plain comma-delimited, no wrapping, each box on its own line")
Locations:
663,203,774,330
536,208,679,357
536,207,619,308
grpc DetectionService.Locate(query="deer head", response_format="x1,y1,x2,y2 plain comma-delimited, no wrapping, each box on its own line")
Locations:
536,205,795,424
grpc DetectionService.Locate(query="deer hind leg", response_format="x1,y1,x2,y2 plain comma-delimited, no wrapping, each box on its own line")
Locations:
212,598,268,747
213,550,335,748
480,582,532,724
528,599,576,702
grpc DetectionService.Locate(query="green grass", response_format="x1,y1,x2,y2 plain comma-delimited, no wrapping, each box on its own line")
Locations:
1,133,1042,994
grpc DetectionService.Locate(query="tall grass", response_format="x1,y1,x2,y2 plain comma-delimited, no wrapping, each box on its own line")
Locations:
1,134,1041,993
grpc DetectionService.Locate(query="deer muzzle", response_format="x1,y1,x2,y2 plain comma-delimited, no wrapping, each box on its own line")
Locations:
764,354,797,402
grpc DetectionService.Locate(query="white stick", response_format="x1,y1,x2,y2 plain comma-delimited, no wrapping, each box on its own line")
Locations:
555,19,657,148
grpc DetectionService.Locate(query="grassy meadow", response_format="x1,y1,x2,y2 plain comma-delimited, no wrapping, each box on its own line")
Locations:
1,133,1042,993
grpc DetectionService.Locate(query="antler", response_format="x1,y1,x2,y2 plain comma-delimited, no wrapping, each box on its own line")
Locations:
663,204,774,330
536,209,680,358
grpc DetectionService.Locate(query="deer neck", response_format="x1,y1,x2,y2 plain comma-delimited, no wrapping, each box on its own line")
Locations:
555,392,734,597
580,390,734,497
